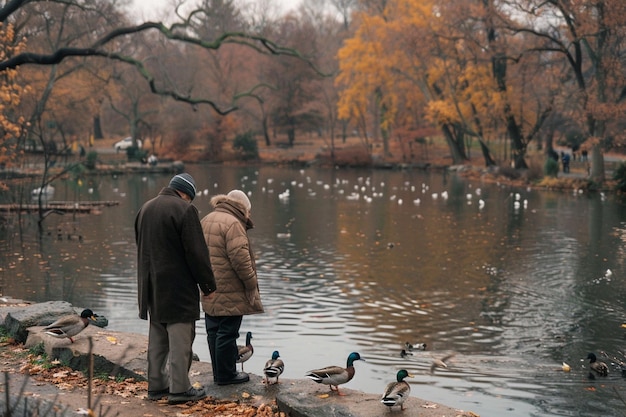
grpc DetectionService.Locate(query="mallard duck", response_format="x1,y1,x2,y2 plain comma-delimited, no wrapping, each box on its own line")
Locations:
263,350,284,385
400,349,413,358
430,353,455,374
405,342,427,351
236,331,253,371
305,352,363,395
381,369,413,410
587,352,608,376
43,309,96,343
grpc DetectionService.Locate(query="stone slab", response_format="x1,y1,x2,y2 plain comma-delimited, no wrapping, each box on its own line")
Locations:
1,302,476,417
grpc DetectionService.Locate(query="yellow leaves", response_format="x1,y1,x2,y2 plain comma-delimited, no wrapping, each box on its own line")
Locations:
0,23,28,167
426,100,460,125
337,2,435,126
338,0,502,133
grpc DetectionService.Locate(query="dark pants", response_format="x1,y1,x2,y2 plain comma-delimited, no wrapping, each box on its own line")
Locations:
204,314,243,382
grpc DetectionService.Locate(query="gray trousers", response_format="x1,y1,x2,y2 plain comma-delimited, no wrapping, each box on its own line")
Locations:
147,321,195,394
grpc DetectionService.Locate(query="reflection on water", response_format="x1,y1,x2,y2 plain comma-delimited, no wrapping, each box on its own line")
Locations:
2,165,626,416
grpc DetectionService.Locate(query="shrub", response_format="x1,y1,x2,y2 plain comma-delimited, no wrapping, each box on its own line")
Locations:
85,151,98,169
233,131,259,160
614,162,626,193
544,157,559,178
126,146,148,162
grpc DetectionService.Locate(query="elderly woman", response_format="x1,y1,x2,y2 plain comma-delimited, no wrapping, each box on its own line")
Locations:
200,190,264,386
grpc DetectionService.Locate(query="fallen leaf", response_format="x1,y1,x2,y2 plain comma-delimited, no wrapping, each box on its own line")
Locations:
317,393,330,399
106,336,118,344
422,403,438,409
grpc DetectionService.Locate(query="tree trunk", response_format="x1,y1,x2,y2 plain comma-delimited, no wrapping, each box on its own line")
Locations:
93,115,103,139
589,143,605,182
287,126,295,146
441,124,467,164
478,140,496,167
262,116,270,146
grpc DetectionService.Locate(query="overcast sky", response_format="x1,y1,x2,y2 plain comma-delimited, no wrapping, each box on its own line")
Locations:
129,0,299,21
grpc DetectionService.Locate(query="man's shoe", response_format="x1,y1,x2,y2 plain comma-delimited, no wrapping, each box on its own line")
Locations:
147,388,169,401
167,387,207,404
216,372,249,386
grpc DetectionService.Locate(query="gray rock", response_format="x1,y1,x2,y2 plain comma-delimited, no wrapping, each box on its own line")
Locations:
4,301,75,343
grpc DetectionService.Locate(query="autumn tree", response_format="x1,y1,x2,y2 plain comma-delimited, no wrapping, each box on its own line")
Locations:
0,23,28,172
425,0,557,168
337,0,469,162
504,0,626,182
336,0,581,169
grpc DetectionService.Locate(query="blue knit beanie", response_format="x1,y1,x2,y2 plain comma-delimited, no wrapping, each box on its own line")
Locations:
169,173,197,200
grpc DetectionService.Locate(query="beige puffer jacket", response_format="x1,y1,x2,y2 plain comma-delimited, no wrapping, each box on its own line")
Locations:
200,194,264,316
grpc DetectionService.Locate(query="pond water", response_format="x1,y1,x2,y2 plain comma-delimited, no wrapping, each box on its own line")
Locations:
2,164,626,416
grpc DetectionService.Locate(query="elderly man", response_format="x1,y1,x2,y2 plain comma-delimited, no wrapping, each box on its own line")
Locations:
135,173,216,404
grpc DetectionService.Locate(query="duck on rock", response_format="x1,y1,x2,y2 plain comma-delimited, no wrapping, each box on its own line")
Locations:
236,332,254,371
263,350,284,385
381,369,413,411
305,352,363,396
43,309,96,343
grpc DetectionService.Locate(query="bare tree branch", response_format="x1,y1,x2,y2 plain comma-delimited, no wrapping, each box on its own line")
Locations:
0,12,330,114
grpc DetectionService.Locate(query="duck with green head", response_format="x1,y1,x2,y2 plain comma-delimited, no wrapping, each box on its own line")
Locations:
263,350,284,385
43,309,96,343
381,369,413,410
305,352,363,395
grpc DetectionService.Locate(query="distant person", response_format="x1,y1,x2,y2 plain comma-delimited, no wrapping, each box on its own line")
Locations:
148,154,158,166
135,173,217,404
561,152,571,173
201,190,264,386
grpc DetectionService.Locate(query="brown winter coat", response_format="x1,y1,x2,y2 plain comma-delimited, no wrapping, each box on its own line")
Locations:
200,194,264,316
135,187,216,323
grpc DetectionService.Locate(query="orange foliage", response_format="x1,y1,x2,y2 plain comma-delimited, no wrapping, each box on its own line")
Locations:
0,23,28,167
